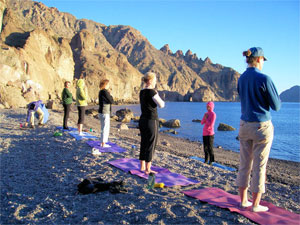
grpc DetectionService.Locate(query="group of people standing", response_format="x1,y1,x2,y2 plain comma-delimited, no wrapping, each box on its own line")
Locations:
58,46,281,213
61,78,114,148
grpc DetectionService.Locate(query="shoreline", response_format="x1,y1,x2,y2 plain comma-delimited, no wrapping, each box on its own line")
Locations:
0,108,299,224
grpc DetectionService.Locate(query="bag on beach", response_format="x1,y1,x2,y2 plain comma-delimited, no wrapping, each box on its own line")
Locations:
77,177,128,194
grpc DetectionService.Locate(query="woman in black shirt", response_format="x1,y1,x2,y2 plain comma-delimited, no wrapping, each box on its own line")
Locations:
99,79,114,148
139,72,165,174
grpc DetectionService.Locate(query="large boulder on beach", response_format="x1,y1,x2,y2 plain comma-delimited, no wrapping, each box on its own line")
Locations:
217,123,236,131
117,123,129,130
116,108,134,123
192,119,201,123
162,119,181,128
162,129,178,135
85,108,99,117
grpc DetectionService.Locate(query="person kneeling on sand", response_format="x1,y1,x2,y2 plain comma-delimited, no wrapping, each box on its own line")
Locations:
24,100,44,128
139,72,165,174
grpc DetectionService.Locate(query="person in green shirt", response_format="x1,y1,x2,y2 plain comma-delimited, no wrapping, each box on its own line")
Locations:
61,81,73,130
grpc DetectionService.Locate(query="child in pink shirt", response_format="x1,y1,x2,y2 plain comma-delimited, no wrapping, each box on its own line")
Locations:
201,101,216,164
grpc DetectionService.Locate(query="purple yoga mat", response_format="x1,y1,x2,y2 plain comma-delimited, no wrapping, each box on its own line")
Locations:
130,169,200,187
108,158,200,187
86,140,126,153
183,187,300,225
108,158,169,173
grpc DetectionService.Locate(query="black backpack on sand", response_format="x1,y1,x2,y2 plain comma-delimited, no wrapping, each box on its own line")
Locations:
77,177,128,194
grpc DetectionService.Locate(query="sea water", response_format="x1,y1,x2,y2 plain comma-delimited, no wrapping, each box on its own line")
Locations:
112,102,300,162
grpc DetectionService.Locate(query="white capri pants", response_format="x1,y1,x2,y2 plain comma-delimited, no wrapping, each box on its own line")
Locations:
99,113,110,143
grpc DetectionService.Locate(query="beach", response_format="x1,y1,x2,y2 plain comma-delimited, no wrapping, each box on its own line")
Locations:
0,107,299,224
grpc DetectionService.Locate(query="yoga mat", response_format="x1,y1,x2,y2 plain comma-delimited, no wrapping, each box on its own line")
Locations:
86,140,127,153
190,156,236,172
69,131,98,140
130,169,200,187
182,187,299,225
108,158,200,187
108,158,169,173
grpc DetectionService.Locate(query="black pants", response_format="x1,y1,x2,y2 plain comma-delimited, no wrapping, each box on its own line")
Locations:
203,135,215,163
77,106,86,124
139,118,159,162
63,104,71,129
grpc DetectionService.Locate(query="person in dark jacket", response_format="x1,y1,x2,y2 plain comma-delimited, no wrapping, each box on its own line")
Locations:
98,79,114,148
24,100,44,128
61,81,73,130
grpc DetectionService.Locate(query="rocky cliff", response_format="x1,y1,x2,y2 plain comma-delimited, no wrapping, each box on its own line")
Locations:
0,0,240,108
279,85,300,102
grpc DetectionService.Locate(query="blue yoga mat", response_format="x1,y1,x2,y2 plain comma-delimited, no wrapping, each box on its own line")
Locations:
69,131,98,140
190,156,236,172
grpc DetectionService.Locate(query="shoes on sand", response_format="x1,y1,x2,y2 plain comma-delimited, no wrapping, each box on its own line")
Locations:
252,205,269,212
240,201,252,208
92,148,101,155
102,144,111,148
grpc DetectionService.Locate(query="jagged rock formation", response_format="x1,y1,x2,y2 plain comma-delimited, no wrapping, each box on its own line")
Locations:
0,0,240,108
279,85,300,102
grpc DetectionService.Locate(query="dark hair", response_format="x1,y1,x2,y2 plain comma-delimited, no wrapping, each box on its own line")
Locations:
100,79,109,90
64,81,70,87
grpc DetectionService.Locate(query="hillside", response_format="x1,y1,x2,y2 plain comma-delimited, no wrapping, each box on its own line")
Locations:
280,85,300,102
0,0,240,108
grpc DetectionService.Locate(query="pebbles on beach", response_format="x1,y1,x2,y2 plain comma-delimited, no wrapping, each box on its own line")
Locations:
0,108,299,224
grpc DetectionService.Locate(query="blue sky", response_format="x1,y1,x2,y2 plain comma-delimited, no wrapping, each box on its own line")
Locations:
38,0,299,94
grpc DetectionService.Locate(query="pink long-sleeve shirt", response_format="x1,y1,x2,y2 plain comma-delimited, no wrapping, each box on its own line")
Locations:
201,102,216,136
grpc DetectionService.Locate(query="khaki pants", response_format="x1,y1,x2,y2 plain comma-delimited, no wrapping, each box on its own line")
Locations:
236,120,274,193
30,107,44,126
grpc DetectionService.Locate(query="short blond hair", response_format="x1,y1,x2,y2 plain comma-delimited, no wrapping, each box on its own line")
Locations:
142,72,156,84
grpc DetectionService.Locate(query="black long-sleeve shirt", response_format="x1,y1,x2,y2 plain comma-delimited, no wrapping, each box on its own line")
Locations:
98,89,114,113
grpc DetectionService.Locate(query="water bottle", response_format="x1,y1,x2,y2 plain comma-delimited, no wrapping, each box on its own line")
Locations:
131,145,136,157
147,172,155,189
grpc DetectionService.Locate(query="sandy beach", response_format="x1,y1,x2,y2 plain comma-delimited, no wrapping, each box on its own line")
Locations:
0,106,299,224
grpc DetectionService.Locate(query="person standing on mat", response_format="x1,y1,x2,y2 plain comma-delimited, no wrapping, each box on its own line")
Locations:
236,47,281,212
139,72,165,174
98,79,114,148
61,81,73,130
76,78,88,135
201,101,216,165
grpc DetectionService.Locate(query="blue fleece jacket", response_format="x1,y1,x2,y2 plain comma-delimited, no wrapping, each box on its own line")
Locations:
238,67,281,122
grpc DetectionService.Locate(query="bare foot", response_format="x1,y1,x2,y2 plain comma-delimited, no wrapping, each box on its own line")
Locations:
145,170,158,175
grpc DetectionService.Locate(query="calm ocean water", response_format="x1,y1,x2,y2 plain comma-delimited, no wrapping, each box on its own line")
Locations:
112,102,300,162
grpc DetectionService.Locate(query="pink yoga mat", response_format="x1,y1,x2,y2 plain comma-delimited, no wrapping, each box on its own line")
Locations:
182,187,299,225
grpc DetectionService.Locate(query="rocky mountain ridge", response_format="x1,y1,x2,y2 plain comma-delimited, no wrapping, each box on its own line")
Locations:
0,0,240,108
279,85,300,102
